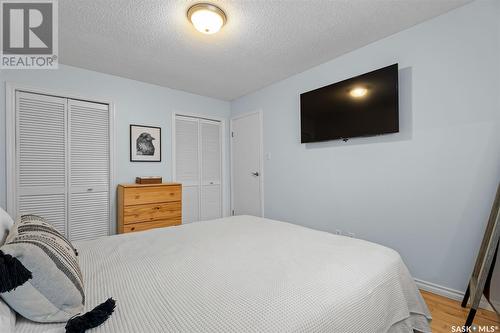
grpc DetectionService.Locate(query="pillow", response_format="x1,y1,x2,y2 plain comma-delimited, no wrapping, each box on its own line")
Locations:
0,208,14,246
0,215,115,331
0,214,83,322
0,299,15,333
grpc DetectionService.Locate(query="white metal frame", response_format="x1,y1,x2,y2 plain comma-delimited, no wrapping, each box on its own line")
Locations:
5,82,116,235
230,110,264,217
171,111,228,218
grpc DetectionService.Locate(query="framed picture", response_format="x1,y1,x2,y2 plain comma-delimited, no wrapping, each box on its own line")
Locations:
130,124,161,162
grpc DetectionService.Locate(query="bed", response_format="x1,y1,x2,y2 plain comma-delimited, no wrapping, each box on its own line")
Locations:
14,215,431,332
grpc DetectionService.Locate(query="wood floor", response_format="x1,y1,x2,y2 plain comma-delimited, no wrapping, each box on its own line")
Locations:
421,290,499,333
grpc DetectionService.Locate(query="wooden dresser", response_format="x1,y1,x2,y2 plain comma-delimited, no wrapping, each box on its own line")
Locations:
117,183,182,234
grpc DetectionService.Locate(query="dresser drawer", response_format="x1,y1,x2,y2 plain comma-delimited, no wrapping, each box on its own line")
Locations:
123,201,181,225
123,186,181,205
123,219,181,233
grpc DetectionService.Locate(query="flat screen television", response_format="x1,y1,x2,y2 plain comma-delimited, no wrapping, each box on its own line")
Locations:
300,64,399,143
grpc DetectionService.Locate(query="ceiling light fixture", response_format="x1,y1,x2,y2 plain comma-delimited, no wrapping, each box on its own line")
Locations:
350,87,368,98
187,3,227,35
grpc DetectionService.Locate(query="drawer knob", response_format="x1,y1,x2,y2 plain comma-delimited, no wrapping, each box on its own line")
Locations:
131,227,135,231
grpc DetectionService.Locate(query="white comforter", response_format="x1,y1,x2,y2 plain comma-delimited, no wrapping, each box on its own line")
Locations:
15,215,431,333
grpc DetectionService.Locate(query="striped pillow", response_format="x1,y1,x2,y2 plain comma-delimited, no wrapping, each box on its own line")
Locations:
0,215,84,322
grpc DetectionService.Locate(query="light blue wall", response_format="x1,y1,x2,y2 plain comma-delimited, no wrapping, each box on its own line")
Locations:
231,0,500,292
0,65,231,227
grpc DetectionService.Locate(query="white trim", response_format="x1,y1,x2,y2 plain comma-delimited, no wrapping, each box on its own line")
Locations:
415,278,463,300
109,102,116,234
171,111,228,218
5,82,116,235
5,82,114,106
230,110,264,217
415,278,493,311
171,113,176,181
6,83,16,215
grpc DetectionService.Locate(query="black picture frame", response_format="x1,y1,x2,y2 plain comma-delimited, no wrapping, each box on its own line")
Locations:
130,124,162,162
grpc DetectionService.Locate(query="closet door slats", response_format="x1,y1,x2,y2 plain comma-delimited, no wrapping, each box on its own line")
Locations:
18,194,67,236
201,121,221,185
200,185,221,221
15,91,110,240
175,115,222,223
175,117,199,186
69,192,109,241
17,92,67,188
69,100,110,190
68,99,110,241
182,186,200,224
175,116,200,223
17,92,67,235
200,120,221,220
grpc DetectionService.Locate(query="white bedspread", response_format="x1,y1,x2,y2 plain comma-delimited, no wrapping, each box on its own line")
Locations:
15,215,431,333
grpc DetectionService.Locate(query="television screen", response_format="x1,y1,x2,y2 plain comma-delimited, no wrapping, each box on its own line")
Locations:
300,64,399,143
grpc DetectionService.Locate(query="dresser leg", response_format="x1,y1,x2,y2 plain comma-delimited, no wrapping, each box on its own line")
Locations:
461,285,470,308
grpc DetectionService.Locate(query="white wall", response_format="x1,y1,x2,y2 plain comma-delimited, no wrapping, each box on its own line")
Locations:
231,0,500,292
0,64,231,229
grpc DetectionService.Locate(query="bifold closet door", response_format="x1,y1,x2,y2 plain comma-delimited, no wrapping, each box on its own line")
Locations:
15,91,110,241
175,116,200,223
175,116,222,223
200,120,222,220
16,92,68,235
68,100,110,241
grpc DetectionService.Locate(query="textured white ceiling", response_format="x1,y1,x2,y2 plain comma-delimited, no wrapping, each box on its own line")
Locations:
59,0,470,100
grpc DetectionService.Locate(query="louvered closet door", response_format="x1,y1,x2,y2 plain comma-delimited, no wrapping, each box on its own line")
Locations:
175,116,200,223
200,120,222,220
68,100,110,241
16,92,68,234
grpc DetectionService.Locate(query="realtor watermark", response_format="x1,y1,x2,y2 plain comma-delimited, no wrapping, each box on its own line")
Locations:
451,325,499,332
1,0,58,69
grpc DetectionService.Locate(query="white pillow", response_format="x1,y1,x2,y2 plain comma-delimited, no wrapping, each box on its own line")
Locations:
0,208,14,246
0,209,16,333
1,215,84,322
0,299,15,333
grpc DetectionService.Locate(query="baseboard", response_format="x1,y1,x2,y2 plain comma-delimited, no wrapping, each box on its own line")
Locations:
415,278,493,311
415,278,464,300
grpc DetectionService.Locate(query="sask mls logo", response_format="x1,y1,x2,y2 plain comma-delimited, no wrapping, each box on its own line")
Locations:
1,0,58,69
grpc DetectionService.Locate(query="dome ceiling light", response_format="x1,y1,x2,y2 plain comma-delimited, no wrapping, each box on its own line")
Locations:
187,3,227,35
349,87,368,98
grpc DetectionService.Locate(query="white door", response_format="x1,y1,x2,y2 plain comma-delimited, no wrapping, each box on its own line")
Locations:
175,116,200,223
12,91,111,241
174,115,223,223
200,120,222,220
68,99,110,241
231,112,262,216
16,92,68,235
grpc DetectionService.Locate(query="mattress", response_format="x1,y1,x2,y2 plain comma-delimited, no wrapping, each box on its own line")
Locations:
15,215,431,333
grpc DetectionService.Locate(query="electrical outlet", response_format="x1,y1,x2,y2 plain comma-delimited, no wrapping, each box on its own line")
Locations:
335,229,342,235
347,232,355,238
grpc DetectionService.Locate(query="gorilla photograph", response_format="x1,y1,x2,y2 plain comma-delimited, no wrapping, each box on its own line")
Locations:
130,125,161,161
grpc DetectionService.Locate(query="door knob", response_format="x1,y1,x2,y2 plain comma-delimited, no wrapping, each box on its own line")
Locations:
251,172,259,177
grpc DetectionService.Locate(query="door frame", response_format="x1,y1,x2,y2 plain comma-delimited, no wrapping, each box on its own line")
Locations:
171,111,228,218
5,82,116,235
230,110,264,217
